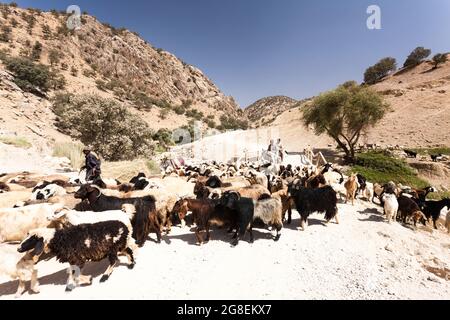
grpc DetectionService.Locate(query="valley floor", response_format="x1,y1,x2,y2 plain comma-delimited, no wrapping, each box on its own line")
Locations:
1,199,449,300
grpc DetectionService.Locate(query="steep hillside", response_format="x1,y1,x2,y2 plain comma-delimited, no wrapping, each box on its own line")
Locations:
0,4,242,149
244,96,298,127
268,56,450,148
365,57,450,147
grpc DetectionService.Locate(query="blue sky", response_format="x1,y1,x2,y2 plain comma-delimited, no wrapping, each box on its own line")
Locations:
7,0,450,107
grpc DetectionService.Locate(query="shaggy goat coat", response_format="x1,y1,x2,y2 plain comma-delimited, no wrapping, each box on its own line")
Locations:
288,185,338,228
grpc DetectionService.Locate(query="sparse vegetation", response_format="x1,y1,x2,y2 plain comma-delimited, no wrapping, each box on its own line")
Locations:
349,152,429,189
403,47,431,68
364,57,397,85
0,4,10,19
410,147,450,156
0,25,12,43
159,108,169,120
146,160,161,174
42,24,52,40
10,17,18,27
30,41,43,61
303,81,389,163
48,49,62,66
23,13,36,35
52,142,84,169
52,93,154,161
185,108,204,121
70,66,78,77
83,68,96,78
152,128,174,151
0,136,32,149
217,115,249,131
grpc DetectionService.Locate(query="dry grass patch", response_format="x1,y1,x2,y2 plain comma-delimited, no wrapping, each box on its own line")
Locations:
102,159,161,182
0,136,32,149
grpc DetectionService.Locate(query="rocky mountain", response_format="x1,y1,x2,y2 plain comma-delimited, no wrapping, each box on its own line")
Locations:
0,4,242,149
244,96,299,127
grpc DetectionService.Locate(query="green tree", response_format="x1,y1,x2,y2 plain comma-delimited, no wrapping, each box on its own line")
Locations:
303,81,389,163
432,53,448,69
364,57,397,84
403,47,431,68
52,93,154,161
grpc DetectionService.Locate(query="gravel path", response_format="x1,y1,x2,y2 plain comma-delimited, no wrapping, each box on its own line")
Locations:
1,199,449,300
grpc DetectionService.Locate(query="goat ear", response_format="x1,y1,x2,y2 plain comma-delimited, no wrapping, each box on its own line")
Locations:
31,238,45,258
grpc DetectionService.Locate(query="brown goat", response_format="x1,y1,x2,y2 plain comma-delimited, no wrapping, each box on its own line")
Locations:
172,198,219,245
272,188,293,223
344,174,358,206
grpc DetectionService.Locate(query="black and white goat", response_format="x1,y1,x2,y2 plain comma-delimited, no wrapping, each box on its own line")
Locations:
288,184,339,230
18,221,136,292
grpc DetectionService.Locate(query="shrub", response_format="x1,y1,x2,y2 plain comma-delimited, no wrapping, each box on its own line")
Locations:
403,47,431,68
0,25,12,43
52,93,155,161
185,109,204,121
30,41,43,61
1,55,66,93
42,24,52,40
70,66,78,77
152,128,174,150
173,105,185,115
10,18,18,27
218,115,249,131
95,79,107,91
48,49,62,66
83,68,96,78
206,119,216,129
350,152,429,189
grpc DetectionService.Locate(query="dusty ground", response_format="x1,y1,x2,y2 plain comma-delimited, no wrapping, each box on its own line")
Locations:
0,197,448,300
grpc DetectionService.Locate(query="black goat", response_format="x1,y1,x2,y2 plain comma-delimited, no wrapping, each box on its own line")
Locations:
356,174,367,195
287,184,338,230
74,184,160,245
397,196,426,226
18,221,135,292
220,191,255,246
431,154,443,162
404,150,417,158
420,198,450,229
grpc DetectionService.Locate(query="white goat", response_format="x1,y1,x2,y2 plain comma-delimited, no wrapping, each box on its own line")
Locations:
382,193,399,223
0,203,65,243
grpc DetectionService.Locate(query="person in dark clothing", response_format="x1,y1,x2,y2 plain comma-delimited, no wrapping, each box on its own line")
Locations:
81,147,101,182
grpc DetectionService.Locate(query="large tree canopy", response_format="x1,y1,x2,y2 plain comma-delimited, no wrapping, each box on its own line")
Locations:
303,81,389,163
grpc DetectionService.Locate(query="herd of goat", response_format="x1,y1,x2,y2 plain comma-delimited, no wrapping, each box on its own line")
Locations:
0,160,449,297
